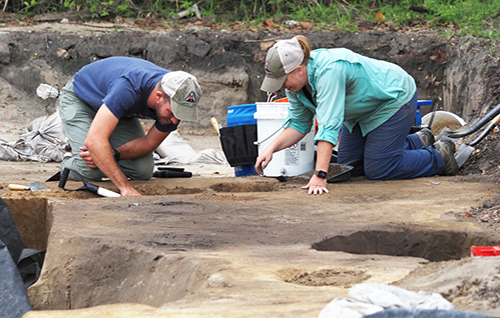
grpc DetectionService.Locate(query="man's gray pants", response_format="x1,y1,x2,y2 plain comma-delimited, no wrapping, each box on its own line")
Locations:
58,79,154,181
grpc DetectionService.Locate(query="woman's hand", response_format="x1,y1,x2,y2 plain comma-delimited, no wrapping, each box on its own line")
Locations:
302,175,330,195
255,150,273,175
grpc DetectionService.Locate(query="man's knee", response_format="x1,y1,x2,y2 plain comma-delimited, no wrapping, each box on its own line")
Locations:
61,157,104,181
131,163,153,180
80,168,106,181
121,156,154,180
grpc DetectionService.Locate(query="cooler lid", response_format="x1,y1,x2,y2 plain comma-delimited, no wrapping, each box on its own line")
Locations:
227,104,257,127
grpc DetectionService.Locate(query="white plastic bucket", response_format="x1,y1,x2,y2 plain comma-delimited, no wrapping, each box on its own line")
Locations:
421,111,466,137
254,102,315,177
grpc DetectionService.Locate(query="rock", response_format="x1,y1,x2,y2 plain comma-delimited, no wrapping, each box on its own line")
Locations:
0,41,10,64
358,20,373,28
299,21,313,30
186,39,211,57
201,15,216,25
56,48,69,59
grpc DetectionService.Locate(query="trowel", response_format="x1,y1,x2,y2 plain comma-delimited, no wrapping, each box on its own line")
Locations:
8,181,50,192
211,117,221,135
455,143,475,169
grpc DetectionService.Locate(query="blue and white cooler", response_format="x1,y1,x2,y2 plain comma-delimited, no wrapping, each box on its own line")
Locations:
219,104,258,177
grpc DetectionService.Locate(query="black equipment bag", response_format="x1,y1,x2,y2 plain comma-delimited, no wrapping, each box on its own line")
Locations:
219,124,258,167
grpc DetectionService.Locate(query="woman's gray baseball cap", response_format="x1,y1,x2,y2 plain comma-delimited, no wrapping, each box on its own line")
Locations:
161,71,201,121
260,37,304,92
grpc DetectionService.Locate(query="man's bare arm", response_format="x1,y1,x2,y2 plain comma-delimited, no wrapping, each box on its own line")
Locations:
84,104,141,196
115,125,170,160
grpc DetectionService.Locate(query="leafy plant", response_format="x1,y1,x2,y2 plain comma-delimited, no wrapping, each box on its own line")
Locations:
21,0,38,14
63,0,75,9
4,0,499,44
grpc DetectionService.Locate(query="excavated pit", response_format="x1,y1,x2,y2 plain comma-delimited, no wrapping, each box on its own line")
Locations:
2,171,500,317
284,269,371,287
5,197,51,251
36,236,219,309
312,230,499,262
209,181,277,193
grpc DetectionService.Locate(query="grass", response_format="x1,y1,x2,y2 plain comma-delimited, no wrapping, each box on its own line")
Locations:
5,0,500,42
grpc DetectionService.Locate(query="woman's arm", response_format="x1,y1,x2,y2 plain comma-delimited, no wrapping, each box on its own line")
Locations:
302,140,333,195
254,127,306,175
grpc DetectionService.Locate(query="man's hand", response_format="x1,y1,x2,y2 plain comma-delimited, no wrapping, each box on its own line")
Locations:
120,186,142,197
302,175,330,195
79,145,97,168
85,104,144,197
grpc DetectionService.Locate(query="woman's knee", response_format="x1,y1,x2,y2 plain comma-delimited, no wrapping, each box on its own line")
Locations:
364,166,385,180
364,158,398,180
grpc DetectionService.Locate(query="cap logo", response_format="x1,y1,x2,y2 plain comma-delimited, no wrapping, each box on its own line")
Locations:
185,91,196,103
264,62,272,75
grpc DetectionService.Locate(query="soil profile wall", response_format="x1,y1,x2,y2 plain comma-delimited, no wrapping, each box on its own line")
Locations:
0,29,499,131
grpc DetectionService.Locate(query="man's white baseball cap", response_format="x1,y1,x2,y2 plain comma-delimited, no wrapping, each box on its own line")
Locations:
161,71,201,122
260,37,304,92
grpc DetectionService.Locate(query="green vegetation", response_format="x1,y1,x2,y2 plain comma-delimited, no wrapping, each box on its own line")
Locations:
5,0,500,40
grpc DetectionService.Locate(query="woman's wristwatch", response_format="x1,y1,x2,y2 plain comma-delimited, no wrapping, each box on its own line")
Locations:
315,170,328,179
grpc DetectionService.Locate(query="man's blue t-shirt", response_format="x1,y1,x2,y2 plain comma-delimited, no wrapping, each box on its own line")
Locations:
73,56,178,132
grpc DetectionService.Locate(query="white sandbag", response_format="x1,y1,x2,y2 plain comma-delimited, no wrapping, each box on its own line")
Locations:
0,141,20,161
19,112,68,162
318,297,384,318
4,112,69,162
348,283,454,311
189,149,228,165
27,111,67,142
155,131,198,163
318,283,454,318
36,83,59,100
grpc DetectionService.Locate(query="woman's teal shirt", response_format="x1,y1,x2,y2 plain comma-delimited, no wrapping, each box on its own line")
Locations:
285,48,417,146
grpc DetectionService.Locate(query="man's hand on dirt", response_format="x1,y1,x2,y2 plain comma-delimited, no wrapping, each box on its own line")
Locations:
120,187,142,197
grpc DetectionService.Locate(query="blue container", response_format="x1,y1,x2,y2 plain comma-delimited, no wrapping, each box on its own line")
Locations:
416,100,433,126
226,104,257,127
234,164,257,177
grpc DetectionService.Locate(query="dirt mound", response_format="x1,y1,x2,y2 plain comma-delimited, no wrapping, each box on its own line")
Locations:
394,257,500,315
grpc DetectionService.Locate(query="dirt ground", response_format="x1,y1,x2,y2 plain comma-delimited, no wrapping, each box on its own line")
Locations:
2,18,500,318
3,117,500,317
3,158,500,317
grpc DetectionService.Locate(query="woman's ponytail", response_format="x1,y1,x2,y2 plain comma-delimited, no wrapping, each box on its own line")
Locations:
295,35,311,65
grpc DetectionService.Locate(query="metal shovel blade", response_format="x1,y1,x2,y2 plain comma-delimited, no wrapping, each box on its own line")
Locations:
455,143,474,168
29,181,50,192
45,170,61,182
